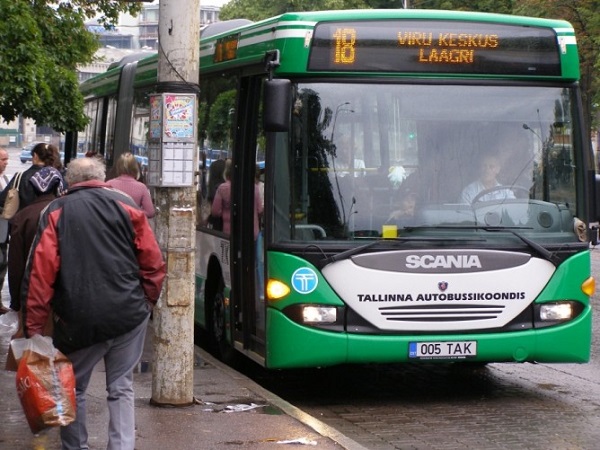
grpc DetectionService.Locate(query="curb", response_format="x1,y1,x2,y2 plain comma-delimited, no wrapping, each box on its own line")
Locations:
194,346,370,450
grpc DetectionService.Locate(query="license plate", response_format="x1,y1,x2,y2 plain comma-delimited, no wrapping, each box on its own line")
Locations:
409,341,477,360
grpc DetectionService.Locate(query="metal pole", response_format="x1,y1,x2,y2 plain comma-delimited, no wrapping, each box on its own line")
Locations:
151,0,200,407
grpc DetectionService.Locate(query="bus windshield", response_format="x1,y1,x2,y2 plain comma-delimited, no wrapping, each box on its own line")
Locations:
273,82,579,244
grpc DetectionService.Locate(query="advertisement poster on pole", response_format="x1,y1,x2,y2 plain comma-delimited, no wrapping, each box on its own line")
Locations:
147,93,197,187
163,94,195,141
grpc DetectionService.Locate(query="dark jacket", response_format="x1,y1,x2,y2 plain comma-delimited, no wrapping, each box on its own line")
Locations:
8,194,57,311
0,164,43,211
22,180,166,354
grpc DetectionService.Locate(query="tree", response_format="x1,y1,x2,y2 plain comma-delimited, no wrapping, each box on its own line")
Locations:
220,0,369,22
512,0,600,129
207,90,236,149
219,0,514,21
0,0,142,132
409,0,513,13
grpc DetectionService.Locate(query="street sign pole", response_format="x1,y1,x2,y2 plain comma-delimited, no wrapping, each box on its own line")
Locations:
150,0,200,406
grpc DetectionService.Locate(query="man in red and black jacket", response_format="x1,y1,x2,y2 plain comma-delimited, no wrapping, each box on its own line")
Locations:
22,156,166,450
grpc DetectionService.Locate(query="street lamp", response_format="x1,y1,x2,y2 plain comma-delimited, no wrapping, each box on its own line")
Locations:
330,102,354,144
328,102,356,237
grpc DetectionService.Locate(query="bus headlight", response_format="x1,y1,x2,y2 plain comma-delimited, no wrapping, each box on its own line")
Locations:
539,302,573,321
302,306,337,324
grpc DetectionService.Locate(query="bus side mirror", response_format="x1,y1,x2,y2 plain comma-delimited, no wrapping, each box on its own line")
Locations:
595,174,600,221
589,174,600,244
264,79,291,132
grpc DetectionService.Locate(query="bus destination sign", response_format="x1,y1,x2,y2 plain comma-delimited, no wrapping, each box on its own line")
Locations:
309,20,561,76
214,33,240,63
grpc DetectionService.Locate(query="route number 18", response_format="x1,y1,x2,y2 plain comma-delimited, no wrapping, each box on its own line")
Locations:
333,28,357,65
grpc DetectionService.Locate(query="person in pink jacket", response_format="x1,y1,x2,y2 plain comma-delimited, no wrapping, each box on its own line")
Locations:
107,152,155,218
211,159,263,238
211,159,232,234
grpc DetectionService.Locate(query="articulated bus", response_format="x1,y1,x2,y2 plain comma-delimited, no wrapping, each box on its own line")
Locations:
75,9,597,369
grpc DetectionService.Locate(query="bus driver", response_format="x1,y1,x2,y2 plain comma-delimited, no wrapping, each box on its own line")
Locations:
460,153,515,204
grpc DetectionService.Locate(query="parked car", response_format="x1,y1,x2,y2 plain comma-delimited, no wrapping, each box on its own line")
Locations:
134,154,148,169
20,142,44,163
19,149,33,164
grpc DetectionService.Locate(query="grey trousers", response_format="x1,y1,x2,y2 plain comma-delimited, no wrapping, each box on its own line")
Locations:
60,315,149,450
0,242,7,299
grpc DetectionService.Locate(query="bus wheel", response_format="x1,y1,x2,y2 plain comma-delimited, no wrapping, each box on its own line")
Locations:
208,277,235,362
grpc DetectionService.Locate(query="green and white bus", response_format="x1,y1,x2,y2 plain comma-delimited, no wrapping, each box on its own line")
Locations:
77,9,596,369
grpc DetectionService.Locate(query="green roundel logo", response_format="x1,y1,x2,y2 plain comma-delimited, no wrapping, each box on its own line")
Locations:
291,268,318,294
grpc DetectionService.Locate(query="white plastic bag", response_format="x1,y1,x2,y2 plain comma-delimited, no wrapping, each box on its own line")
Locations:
16,334,77,433
0,310,18,338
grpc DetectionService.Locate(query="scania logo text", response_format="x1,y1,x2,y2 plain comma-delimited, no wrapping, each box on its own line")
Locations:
405,254,482,269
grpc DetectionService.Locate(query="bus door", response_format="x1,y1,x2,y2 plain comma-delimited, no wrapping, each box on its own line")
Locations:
230,74,267,360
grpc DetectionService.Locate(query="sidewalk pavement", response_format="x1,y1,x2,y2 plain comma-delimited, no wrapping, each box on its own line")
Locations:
0,311,367,450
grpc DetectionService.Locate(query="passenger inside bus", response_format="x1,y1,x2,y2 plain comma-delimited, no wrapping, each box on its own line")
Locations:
211,159,232,234
332,135,366,178
206,159,227,230
387,190,418,226
207,159,227,204
211,160,263,239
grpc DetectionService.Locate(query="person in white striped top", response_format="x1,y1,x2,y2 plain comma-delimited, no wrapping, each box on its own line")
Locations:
0,148,10,314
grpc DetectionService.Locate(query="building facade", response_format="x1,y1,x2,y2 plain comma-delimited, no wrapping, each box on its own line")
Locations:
79,2,222,81
1,2,223,145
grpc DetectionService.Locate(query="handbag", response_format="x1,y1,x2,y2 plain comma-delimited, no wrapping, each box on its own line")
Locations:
2,172,23,220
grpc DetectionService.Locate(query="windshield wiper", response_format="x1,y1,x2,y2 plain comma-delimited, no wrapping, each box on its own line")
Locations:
487,227,560,265
405,225,559,265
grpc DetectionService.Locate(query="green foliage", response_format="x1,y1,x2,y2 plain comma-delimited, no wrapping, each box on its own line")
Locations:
220,0,515,20
219,0,274,21
0,0,142,132
220,0,369,21
512,0,600,127
410,0,513,14
207,90,237,148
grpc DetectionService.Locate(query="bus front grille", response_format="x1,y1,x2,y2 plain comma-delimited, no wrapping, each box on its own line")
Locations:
379,304,505,322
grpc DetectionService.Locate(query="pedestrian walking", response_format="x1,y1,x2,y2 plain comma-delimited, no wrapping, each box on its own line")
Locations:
0,143,63,212
106,152,155,218
21,157,166,450
0,147,10,314
8,167,65,329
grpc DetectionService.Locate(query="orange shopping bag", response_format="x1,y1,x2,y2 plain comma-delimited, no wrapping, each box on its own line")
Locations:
15,335,76,434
